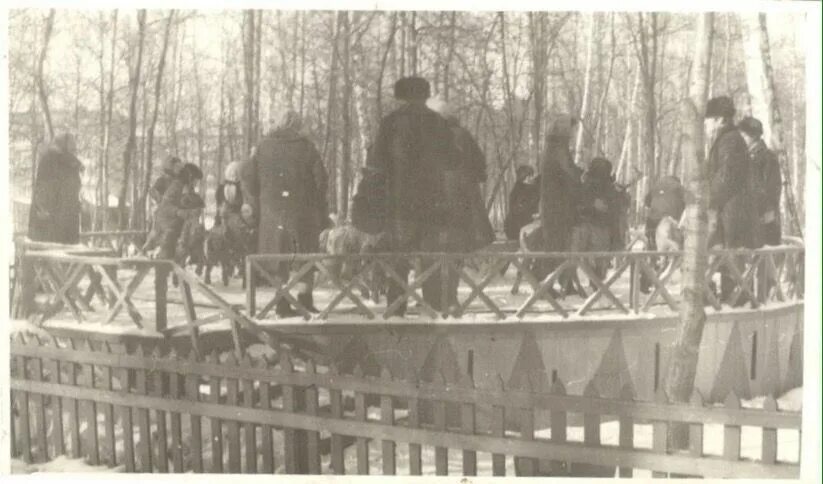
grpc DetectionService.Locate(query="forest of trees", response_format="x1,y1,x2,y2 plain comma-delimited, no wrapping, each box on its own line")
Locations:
7,9,808,234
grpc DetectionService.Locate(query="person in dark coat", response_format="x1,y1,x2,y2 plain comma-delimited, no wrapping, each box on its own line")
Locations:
504,165,541,241
239,111,329,316
175,163,206,268
738,116,782,247
361,77,462,316
214,161,253,280
538,114,584,293
142,157,187,259
427,96,495,251
704,96,757,305
28,133,84,244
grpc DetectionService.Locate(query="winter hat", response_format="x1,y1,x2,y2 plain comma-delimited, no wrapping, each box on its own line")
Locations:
588,157,613,180
545,113,577,138
738,116,764,139
182,163,203,182
394,77,431,101
224,161,242,183
705,96,735,119
162,156,183,175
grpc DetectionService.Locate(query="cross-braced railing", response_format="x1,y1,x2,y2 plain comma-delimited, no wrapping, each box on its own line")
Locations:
246,246,804,321
80,231,147,257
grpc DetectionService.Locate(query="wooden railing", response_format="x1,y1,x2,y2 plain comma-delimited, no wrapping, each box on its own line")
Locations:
246,246,805,321
9,335,801,477
79,231,146,257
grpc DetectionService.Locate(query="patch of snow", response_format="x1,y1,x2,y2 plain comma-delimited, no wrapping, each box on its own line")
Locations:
11,456,124,473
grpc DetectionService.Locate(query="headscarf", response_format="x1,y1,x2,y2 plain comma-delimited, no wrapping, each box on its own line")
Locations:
224,161,242,183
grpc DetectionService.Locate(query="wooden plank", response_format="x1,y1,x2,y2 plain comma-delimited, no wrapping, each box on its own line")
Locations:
689,391,705,458
48,348,65,459
119,365,135,472
150,353,168,472
168,370,184,472
407,392,422,476
618,385,634,478
208,356,223,473
491,376,506,476
10,342,804,429
134,353,152,472
15,354,32,463
550,380,567,476
81,344,99,466
380,369,396,475
723,393,742,462
304,361,321,474
518,403,537,476
652,390,669,478
153,265,169,332
225,361,241,473
761,396,778,465
259,377,275,474
329,366,345,475
67,347,81,460
184,364,203,473
355,377,369,475
11,378,802,479
434,397,448,475
31,351,49,463
460,373,477,476
242,370,258,474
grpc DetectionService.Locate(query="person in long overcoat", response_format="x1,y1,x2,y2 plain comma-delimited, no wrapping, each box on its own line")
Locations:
28,133,84,244
362,77,462,316
704,96,757,304
738,116,782,247
215,161,253,279
537,114,583,292
239,111,329,316
427,96,495,251
142,157,187,259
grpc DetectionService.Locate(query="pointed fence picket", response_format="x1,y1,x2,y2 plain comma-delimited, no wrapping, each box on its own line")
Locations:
9,334,801,478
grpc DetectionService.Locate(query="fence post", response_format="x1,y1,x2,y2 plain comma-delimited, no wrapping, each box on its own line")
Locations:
651,388,669,478
549,379,568,476
282,352,309,474
150,347,168,472
47,336,65,460
723,392,742,462
167,350,184,473
304,360,321,474
207,351,224,473
184,351,203,473
154,264,169,333
491,375,507,477
328,364,345,474
618,384,634,477
460,371,477,476
407,370,423,476
14,337,33,463
257,356,275,474
433,371,449,476
515,375,536,476
353,364,370,475
246,257,256,317
761,395,778,465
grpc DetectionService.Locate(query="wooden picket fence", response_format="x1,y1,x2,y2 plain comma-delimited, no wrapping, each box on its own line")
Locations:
10,335,801,478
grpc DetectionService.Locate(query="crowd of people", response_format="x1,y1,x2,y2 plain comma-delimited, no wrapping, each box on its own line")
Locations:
26,78,784,314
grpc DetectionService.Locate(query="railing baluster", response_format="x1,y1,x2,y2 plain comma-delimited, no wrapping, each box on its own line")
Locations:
150,347,168,472
119,353,135,472
81,340,99,466
241,356,258,474
134,346,152,472
257,356,275,474
67,340,82,460
167,356,184,472
48,337,65,460
15,346,32,463
30,340,49,463
207,352,223,473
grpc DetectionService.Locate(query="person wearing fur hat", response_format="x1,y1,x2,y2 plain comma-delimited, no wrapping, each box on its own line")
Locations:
360,76,461,316
239,110,329,316
28,133,84,244
704,96,757,305
142,157,188,259
738,116,781,247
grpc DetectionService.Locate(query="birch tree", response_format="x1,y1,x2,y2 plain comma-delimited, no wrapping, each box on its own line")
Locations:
35,9,56,140
664,11,714,419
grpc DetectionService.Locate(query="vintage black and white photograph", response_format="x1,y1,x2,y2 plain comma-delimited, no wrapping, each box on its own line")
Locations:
3,0,820,479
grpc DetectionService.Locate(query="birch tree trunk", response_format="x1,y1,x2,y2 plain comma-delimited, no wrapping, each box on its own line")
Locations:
573,13,596,166
741,12,803,237
139,10,175,228
35,9,56,140
118,10,147,230
664,10,714,420
338,11,352,221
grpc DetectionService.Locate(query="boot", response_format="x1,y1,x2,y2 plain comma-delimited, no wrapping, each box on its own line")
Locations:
298,293,319,313
275,299,298,318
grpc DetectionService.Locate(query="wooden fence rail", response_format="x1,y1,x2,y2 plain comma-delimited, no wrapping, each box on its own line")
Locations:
10,335,801,478
247,246,805,321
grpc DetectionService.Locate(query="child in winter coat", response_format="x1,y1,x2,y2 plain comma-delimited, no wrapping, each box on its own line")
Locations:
175,164,206,266
142,158,188,258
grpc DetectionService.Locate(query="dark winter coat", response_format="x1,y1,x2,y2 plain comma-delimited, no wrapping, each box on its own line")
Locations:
644,176,686,223
445,120,495,251
577,175,623,250
707,125,757,249
366,102,460,231
540,135,583,252
749,139,782,246
28,145,83,244
504,177,540,241
240,127,329,256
